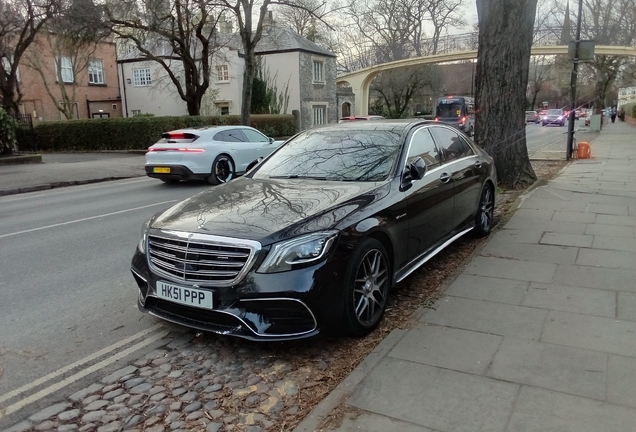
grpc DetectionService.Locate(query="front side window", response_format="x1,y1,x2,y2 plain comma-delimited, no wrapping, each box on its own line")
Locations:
253,128,403,182
313,105,326,125
407,128,441,168
313,61,323,82
242,128,269,142
88,60,104,84
217,65,229,82
133,68,151,86
430,127,474,161
58,56,74,83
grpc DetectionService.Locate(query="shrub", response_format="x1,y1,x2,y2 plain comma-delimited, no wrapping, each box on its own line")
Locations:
34,114,297,152
623,103,636,118
0,109,18,155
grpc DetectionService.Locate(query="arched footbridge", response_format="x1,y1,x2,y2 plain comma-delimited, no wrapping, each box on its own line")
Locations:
337,45,636,116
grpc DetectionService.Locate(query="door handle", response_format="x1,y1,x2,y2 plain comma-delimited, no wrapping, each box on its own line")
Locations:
474,161,482,169
440,173,451,183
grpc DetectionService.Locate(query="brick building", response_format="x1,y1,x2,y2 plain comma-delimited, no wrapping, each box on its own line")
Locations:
17,33,122,122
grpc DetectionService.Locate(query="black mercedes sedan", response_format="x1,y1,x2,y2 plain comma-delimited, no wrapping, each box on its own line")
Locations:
131,120,496,341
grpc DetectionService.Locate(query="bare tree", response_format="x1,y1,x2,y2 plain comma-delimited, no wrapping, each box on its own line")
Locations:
578,0,636,110
24,0,109,119
211,0,329,126
106,0,225,116
425,0,467,55
0,0,57,117
528,55,554,108
474,0,537,188
273,0,327,40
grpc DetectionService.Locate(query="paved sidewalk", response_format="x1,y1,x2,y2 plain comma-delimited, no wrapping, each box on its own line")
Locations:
296,121,636,432
0,152,145,196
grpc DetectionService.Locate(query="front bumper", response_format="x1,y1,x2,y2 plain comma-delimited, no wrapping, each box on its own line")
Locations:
131,243,348,341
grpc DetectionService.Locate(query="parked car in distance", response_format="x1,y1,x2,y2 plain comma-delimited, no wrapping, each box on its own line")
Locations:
145,125,285,185
542,108,566,126
131,120,497,341
338,115,385,123
525,111,540,123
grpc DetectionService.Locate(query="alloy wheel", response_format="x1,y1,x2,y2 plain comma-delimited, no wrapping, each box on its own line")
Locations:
214,157,234,183
479,186,494,232
353,249,389,326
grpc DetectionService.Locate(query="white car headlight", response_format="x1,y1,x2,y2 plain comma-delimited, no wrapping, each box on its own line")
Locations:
257,231,338,273
138,220,150,253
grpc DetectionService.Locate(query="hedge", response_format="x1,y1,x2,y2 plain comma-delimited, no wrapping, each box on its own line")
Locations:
623,103,636,118
34,114,297,152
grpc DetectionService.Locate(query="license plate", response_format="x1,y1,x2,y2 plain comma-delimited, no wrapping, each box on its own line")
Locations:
156,281,213,309
153,167,171,173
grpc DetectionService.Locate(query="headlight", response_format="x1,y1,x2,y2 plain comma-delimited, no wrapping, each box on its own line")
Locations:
138,220,150,253
257,231,338,273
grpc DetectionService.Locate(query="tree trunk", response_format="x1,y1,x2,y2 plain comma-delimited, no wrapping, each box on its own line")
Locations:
241,47,256,126
475,0,537,189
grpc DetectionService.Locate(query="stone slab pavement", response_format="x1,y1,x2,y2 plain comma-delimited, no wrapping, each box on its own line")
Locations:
295,120,636,432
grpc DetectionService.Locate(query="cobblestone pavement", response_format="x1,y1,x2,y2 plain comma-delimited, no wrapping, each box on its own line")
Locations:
2,332,340,432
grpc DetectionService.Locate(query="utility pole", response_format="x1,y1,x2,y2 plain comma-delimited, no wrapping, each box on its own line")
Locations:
566,0,583,161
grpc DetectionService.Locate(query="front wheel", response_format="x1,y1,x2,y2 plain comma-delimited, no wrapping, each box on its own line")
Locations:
342,238,391,337
474,184,494,237
207,154,235,185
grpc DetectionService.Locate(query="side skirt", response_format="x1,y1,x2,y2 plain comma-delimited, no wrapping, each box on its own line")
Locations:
395,225,474,284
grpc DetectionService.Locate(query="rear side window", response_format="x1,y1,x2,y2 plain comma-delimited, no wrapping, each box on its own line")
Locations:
213,129,247,142
430,126,474,161
407,128,441,168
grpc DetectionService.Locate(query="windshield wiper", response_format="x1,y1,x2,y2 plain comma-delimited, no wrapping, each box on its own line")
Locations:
269,175,328,180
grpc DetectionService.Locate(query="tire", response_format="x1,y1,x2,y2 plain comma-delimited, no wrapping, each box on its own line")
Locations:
160,178,180,184
474,184,495,237
341,238,391,337
542,122,546,127
207,154,235,185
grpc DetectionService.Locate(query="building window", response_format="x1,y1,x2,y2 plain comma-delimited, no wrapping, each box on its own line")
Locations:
131,110,141,116
88,60,104,84
112,104,117,110
133,68,151,86
220,106,229,115
313,105,326,125
217,65,229,82
313,60,323,83
58,56,74,83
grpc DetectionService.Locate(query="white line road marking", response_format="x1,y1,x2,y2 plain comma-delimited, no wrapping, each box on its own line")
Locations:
0,329,170,419
0,200,177,239
0,323,163,404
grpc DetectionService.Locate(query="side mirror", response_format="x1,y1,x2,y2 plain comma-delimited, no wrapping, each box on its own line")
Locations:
269,137,275,144
409,157,427,180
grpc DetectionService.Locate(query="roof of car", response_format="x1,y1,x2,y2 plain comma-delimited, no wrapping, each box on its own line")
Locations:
313,119,434,134
169,125,252,135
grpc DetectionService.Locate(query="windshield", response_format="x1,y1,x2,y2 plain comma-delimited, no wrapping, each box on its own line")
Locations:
252,128,403,182
436,102,463,118
547,109,562,115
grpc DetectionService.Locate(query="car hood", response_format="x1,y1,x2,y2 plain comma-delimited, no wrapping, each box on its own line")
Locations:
150,177,388,245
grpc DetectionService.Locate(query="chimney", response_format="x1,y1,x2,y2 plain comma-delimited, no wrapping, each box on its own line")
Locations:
264,10,274,29
223,20,233,34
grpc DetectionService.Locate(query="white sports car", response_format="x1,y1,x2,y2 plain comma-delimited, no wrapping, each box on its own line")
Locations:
145,125,286,185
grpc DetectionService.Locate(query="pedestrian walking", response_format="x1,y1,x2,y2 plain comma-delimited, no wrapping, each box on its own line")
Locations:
611,107,617,123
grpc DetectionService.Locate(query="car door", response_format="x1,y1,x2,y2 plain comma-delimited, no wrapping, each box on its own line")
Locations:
242,128,276,160
403,126,455,262
429,125,483,231
217,128,255,171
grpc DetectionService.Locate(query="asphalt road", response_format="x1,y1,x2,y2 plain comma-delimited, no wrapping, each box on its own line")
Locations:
525,118,590,157
0,177,210,423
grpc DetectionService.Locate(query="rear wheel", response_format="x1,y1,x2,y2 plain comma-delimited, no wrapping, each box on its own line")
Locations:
342,238,391,337
474,184,494,237
207,154,235,185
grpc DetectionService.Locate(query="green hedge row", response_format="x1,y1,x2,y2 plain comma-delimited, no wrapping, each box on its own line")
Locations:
623,103,636,118
34,114,297,152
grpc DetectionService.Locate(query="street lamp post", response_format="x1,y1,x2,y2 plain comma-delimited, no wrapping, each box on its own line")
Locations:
566,0,584,161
